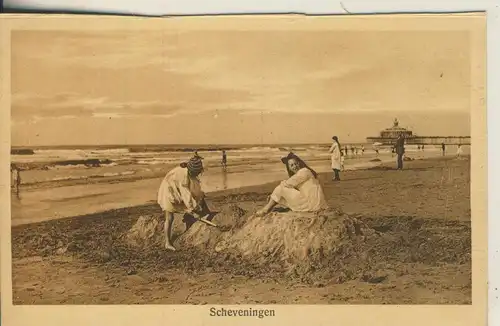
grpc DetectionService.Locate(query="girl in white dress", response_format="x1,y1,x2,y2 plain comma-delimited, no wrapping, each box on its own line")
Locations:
256,153,328,216
329,136,342,181
157,156,210,251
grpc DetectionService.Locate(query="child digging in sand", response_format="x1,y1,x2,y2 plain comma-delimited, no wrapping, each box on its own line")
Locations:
157,156,211,251
256,153,328,216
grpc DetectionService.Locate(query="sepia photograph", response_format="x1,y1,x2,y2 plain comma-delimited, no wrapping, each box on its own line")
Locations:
3,13,486,311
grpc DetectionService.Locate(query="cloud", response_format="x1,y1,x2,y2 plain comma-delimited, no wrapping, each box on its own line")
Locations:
13,31,176,69
11,92,187,121
11,29,470,127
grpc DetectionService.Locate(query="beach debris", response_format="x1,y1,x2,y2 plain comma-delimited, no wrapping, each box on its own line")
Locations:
56,246,68,255
98,250,112,263
361,271,388,284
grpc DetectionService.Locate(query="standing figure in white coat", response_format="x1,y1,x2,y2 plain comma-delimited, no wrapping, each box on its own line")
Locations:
256,153,328,216
329,136,342,181
456,144,463,159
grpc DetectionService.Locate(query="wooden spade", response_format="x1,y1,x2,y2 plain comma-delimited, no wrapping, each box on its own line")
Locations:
194,211,218,227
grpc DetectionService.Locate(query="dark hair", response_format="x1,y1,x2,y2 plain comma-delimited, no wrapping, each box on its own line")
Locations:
332,136,347,156
281,152,318,178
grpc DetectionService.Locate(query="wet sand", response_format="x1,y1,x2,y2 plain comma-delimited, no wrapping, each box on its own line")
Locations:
12,153,402,226
11,156,471,304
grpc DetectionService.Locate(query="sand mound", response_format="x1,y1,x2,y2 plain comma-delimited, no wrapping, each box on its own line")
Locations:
124,204,250,249
124,213,187,248
212,210,377,276
174,204,250,249
124,204,377,278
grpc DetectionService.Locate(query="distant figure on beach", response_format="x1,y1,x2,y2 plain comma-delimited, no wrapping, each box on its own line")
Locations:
11,163,21,197
441,143,446,156
157,156,212,251
395,134,405,170
256,153,328,216
355,147,359,156
194,151,204,159
456,144,463,158
221,150,227,171
350,146,355,156
344,146,348,157
422,144,425,151
417,145,421,151
361,145,365,155
375,148,380,157
329,136,342,181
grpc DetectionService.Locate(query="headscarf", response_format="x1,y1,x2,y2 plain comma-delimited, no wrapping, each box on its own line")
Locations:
281,152,318,178
181,156,204,176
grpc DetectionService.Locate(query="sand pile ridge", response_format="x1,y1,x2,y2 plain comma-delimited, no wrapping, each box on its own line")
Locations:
125,204,378,276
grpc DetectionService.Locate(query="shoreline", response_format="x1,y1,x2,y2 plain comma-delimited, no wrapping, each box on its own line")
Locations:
14,152,388,191
11,155,467,229
11,154,399,226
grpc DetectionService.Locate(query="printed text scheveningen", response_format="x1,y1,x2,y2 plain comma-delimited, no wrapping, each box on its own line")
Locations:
209,307,276,319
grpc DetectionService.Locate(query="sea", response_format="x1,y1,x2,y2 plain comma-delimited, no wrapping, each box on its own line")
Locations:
10,143,467,226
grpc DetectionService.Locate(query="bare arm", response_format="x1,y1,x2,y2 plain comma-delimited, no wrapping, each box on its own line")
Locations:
283,169,312,188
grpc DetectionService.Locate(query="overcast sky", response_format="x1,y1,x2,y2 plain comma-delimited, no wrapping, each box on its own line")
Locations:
11,28,471,146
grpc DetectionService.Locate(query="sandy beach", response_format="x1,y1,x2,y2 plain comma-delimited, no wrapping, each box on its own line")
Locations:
11,156,471,305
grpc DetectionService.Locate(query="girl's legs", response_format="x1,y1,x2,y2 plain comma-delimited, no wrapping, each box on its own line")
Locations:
164,211,176,251
256,198,278,216
334,169,341,180
256,184,283,216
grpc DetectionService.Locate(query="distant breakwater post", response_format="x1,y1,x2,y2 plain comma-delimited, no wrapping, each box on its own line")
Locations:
366,118,471,146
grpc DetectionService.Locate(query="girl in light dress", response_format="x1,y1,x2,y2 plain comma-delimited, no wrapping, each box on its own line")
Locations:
256,153,328,216
157,156,211,251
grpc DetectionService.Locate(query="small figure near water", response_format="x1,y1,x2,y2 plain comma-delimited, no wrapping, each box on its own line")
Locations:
194,151,204,159
157,156,212,251
11,163,21,198
256,153,328,216
341,151,345,171
441,143,446,156
456,144,463,159
221,150,227,171
395,134,405,170
329,136,342,181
